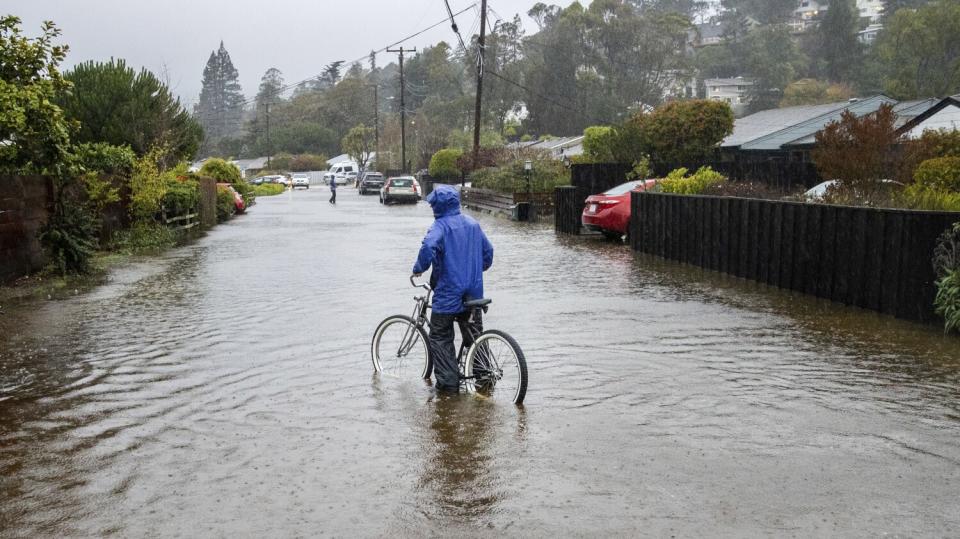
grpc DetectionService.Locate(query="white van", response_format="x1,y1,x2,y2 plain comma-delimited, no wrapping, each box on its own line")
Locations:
323,162,359,186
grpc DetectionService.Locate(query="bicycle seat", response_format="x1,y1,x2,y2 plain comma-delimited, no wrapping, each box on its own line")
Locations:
464,298,492,309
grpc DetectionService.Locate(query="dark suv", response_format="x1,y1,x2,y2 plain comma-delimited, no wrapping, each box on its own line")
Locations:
358,172,385,195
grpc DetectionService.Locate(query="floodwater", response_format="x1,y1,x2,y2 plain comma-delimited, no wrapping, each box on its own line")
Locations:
1,186,958,537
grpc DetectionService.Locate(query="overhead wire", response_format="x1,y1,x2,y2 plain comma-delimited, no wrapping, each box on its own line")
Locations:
240,2,478,107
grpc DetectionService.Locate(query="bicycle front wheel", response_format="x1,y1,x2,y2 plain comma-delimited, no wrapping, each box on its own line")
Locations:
464,329,527,404
371,315,432,379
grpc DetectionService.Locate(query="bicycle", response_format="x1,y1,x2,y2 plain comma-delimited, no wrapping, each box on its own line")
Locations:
371,276,528,404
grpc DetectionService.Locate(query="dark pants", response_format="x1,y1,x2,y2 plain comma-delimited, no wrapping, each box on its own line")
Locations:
329,189,337,204
429,309,483,391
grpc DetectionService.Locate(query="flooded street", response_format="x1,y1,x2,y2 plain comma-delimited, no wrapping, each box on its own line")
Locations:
1,186,959,537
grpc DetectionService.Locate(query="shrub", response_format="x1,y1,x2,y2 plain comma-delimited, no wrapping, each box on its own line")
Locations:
163,176,200,217
40,195,99,275
199,158,243,184
253,183,285,196
73,142,136,175
216,185,236,222
657,166,726,195
289,153,328,171
580,126,616,163
429,148,463,181
470,159,570,193
111,222,178,255
701,180,797,200
129,146,167,221
933,223,960,333
644,100,734,167
901,184,960,212
914,156,960,192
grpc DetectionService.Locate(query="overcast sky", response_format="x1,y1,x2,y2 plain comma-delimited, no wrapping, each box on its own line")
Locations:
9,0,577,109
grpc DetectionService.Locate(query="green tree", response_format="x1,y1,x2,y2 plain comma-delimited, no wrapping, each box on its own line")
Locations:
0,16,74,174
875,1,960,99
256,67,284,108
58,58,202,163
428,148,463,181
199,157,242,183
196,41,245,155
738,25,807,111
643,100,734,167
720,0,798,24
341,124,376,173
581,126,617,163
813,0,863,83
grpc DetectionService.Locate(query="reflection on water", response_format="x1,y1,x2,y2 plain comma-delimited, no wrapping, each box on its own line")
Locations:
1,191,958,536
419,395,501,522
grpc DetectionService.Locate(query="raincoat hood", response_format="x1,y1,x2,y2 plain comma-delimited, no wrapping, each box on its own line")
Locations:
426,185,461,218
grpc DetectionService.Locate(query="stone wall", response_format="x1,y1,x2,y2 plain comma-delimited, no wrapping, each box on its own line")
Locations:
0,176,53,282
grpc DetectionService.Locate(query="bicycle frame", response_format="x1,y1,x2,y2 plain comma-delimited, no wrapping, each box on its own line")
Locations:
406,276,486,383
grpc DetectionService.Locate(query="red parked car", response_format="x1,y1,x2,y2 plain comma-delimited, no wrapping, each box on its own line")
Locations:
217,183,246,214
581,179,658,239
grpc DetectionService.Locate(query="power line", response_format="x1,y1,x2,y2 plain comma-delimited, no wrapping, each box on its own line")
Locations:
238,3,478,107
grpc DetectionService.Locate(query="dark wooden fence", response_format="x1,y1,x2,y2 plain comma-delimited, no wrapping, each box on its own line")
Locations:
630,192,959,324
555,186,581,234
571,163,632,202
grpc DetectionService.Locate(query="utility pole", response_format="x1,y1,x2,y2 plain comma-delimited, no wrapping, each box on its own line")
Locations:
372,84,380,165
387,47,415,173
265,102,272,169
472,0,488,169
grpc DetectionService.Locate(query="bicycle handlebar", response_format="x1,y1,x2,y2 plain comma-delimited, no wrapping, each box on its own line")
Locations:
410,274,431,291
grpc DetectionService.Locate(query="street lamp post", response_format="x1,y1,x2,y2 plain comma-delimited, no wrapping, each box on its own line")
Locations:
523,159,533,195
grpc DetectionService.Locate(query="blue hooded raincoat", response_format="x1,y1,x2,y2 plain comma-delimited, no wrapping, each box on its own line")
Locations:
412,185,494,314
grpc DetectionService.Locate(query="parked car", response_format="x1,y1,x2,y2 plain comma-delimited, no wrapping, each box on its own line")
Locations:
250,176,267,185
380,176,420,204
358,172,385,195
291,173,310,189
217,182,246,214
582,179,658,239
323,162,358,186
804,179,903,202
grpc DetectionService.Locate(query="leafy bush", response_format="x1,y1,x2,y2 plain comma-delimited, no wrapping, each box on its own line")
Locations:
429,148,463,180
626,155,652,181
163,176,200,217
81,173,120,211
289,153,328,171
216,185,236,222
73,142,136,175
129,146,167,221
901,184,960,212
470,159,570,193
40,195,99,275
111,222,178,255
914,157,960,192
644,100,734,167
200,158,242,184
580,126,616,163
657,166,726,195
253,183,285,196
933,223,960,333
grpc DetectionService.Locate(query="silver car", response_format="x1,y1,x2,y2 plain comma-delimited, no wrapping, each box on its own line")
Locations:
380,176,420,204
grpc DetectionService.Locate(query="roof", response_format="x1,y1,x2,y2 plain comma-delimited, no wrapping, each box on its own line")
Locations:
232,157,269,170
722,101,851,148
896,96,960,137
705,77,754,87
326,152,376,166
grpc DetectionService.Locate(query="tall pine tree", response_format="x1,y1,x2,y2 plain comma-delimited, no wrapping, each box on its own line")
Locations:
196,41,244,156
815,0,862,82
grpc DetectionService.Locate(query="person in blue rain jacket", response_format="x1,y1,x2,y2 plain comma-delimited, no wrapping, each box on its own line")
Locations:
412,185,494,392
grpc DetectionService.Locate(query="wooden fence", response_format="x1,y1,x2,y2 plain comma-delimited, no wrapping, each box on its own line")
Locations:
630,192,960,324
461,187,554,219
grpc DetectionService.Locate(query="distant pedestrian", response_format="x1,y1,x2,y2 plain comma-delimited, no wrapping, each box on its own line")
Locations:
329,177,337,204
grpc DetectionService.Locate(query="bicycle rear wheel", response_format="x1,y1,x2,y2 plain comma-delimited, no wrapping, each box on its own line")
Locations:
464,329,527,405
371,315,432,380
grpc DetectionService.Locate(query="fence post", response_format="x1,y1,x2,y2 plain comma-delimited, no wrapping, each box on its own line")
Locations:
554,186,580,235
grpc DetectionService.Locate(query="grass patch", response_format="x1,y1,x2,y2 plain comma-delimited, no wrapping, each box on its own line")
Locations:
253,183,286,196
